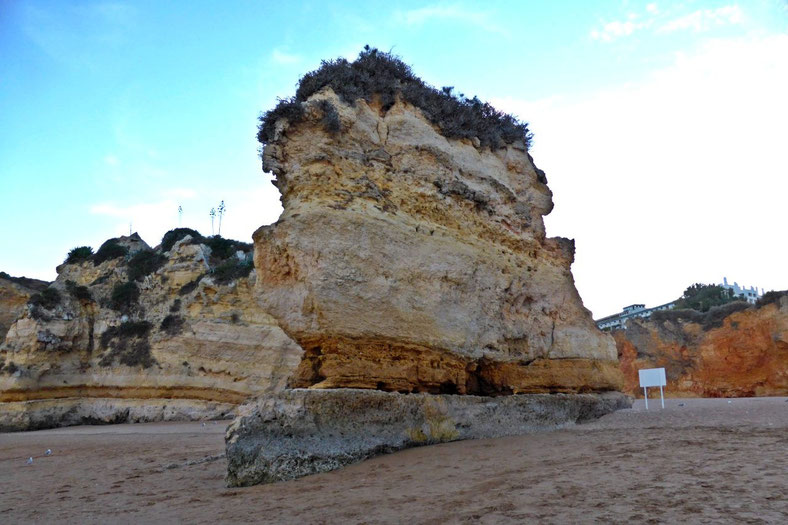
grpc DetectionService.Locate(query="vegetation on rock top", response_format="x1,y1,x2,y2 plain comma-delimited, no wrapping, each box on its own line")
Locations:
160,228,204,252
93,238,129,265
258,46,533,151
673,283,738,312
65,246,94,264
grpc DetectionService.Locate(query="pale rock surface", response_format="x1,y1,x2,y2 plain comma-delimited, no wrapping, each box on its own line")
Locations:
253,89,621,395
0,235,303,431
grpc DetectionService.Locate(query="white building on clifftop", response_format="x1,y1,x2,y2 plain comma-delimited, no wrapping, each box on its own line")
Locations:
595,301,675,331
720,277,762,304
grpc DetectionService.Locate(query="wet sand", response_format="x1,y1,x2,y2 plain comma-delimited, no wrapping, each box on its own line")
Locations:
1,397,786,524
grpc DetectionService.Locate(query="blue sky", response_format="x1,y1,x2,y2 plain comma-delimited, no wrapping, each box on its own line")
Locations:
1,0,786,317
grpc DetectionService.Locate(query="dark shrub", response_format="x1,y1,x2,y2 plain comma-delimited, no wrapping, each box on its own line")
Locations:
756,290,788,308
258,46,533,151
212,259,254,284
161,228,204,252
65,280,92,302
178,276,203,296
317,99,340,133
169,298,182,312
29,287,61,310
99,321,155,368
127,250,167,281
204,235,252,261
651,302,751,330
65,246,94,264
160,314,185,336
109,281,139,312
93,238,129,265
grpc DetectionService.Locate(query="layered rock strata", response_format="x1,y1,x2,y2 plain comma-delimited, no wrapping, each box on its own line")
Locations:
223,51,629,485
0,234,303,431
226,389,631,486
254,87,621,395
615,296,788,397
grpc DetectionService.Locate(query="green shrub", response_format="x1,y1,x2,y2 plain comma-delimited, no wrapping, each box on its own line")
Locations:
756,290,788,308
28,287,61,310
93,238,129,265
65,280,92,302
99,321,155,368
109,281,139,312
160,314,185,336
258,46,533,151
650,301,751,330
212,259,254,284
204,235,252,261
161,228,204,252
673,283,738,312
65,246,94,264
127,250,167,281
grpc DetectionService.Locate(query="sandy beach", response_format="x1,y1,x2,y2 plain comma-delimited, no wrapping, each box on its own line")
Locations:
1,396,786,524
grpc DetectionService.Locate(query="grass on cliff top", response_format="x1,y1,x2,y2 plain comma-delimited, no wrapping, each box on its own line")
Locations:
258,46,533,151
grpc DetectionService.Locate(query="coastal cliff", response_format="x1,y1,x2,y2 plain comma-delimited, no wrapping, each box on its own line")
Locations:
0,233,302,430
615,295,788,397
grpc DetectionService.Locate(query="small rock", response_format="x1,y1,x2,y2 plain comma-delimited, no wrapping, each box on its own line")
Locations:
678,403,685,407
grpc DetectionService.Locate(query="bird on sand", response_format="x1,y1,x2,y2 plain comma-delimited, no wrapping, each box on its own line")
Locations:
45,449,52,456
26,457,33,465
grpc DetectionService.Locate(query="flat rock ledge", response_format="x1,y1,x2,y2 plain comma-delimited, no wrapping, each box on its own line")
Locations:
0,398,235,432
225,389,632,486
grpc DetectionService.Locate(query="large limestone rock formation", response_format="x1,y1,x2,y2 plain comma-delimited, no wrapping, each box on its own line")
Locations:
254,90,619,396
615,295,788,397
226,49,628,485
0,234,303,431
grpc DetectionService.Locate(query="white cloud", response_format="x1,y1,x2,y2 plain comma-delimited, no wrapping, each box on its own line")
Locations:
493,34,788,317
658,5,743,33
591,19,649,42
271,49,302,65
646,3,659,15
397,4,510,37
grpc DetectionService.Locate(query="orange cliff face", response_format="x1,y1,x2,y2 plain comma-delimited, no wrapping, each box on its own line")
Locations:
614,296,788,398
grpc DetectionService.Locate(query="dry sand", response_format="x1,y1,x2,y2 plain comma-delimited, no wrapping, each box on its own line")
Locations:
1,396,786,524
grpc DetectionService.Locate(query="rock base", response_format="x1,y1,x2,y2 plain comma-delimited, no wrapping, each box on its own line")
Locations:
225,389,631,486
0,398,235,432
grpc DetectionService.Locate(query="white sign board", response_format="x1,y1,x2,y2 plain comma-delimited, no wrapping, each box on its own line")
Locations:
639,368,666,388
638,367,666,409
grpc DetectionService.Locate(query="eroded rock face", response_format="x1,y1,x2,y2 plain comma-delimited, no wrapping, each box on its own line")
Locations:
0,274,48,342
225,389,631,486
0,235,303,431
615,297,788,397
253,89,621,395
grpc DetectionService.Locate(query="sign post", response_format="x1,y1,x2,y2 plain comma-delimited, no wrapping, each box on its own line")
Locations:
638,368,666,409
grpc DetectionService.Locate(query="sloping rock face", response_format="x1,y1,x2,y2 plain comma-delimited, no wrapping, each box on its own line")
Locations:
0,274,48,342
254,88,621,395
0,234,303,431
226,389,631,486
615,296,788,397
